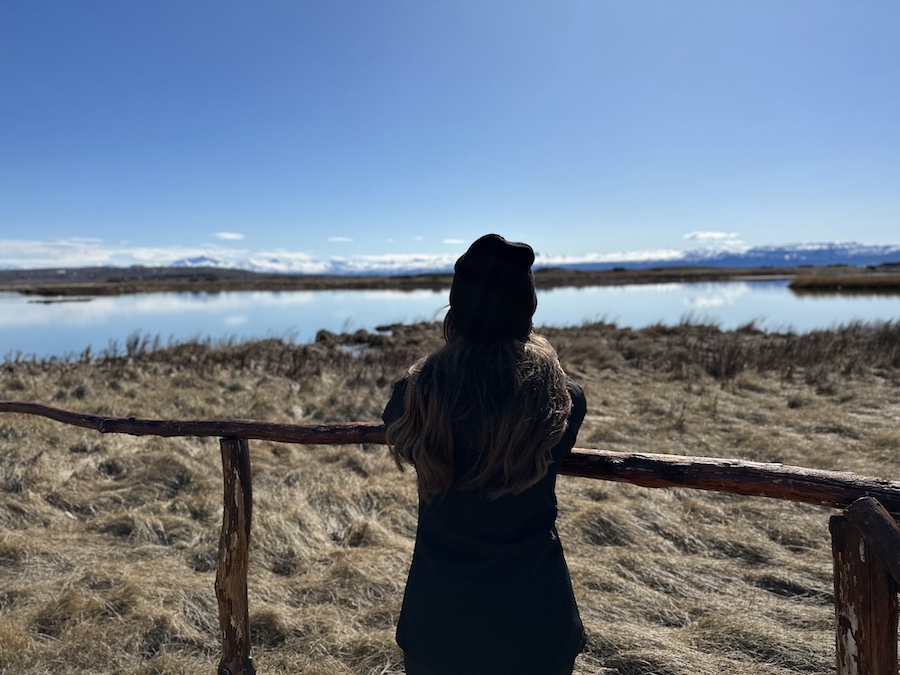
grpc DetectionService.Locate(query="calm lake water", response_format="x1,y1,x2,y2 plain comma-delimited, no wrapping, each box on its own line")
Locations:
2,280,898,360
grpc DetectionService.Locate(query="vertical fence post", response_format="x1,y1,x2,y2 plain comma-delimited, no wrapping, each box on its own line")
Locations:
830,514,898,675
216,437,256,675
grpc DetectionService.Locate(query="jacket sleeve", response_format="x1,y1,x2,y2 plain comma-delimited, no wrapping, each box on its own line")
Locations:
567,381,587,436
552,381,587,465
381,378,408,426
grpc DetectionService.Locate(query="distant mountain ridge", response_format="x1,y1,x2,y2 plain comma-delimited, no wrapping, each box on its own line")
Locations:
170,242,900,276
565,242,900,271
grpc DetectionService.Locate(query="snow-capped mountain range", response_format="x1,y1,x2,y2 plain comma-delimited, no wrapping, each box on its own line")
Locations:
170,242,900,276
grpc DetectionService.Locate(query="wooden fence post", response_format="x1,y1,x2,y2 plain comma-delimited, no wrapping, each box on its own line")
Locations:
215,437,256,675
830,514,898,675
846,497,900,587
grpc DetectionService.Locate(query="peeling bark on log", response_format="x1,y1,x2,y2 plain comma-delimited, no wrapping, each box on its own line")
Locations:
0,401,384,444
216,438,256,675
831,515,898,675
3,401,900,513
562,448,900,515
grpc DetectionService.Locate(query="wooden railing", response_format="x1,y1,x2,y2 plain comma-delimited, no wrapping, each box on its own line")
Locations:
1,400,899,675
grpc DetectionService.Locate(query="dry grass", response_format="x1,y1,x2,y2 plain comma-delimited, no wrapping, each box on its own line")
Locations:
2,320,900,674
790,270,900,293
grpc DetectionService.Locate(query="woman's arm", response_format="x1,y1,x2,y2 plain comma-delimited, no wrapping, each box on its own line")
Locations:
382,378,409,427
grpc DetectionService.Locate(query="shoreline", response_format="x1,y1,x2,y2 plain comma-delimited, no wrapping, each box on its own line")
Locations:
0,263,846,297
1,263,898,298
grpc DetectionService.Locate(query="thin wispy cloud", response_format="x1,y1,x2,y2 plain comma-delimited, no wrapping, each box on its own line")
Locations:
0,238,126,268
214,232,245,241
443,239,466,245
326,253,459,274
683,231,745,251
328,236,353,243
684,231,740,242
536,249,687,267
0,237,321,272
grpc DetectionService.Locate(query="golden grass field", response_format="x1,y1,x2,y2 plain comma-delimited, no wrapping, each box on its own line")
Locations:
1,320,899,674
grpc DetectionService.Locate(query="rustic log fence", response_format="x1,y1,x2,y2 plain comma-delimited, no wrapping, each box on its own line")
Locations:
1,400,898,675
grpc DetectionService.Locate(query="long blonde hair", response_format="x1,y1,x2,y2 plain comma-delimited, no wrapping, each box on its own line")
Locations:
387,314,572,501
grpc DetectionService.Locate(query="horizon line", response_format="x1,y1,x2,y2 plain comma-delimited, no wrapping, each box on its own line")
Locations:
2,238,900,274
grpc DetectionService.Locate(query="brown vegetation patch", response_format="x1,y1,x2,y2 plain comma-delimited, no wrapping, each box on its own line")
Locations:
1,321,899,672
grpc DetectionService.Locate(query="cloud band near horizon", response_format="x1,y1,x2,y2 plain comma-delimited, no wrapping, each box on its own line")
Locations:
1,235,892,275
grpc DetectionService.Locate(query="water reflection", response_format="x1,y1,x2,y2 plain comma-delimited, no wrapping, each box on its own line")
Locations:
3,289,441,328
684,283,750,309
1,281,898,359
536,281,806,332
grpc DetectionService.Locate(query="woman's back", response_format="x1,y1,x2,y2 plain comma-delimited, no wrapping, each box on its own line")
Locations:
384,379,587,674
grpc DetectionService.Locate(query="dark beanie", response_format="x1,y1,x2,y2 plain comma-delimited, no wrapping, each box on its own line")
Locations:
449,234,537,342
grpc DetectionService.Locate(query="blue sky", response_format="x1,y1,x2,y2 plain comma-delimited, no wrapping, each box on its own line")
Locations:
1,1,898,270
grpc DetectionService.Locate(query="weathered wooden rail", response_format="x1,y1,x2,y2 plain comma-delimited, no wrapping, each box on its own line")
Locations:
1,400,898,674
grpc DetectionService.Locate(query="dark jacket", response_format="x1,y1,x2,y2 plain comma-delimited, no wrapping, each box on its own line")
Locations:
382,379,587,675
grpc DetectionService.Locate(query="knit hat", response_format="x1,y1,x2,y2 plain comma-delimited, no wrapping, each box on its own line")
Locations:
448,234,537,342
